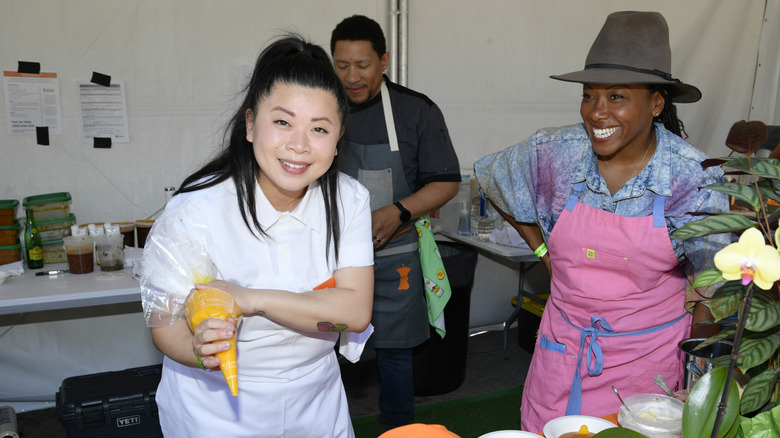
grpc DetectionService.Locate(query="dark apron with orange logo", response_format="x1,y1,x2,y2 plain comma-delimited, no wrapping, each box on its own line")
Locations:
340,82,429,349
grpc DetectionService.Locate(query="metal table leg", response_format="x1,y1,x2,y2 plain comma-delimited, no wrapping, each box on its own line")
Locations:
503,261,547,349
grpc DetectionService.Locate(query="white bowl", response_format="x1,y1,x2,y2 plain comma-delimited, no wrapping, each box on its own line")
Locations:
543,415,617,438
478,431,541,438
0,270,10,285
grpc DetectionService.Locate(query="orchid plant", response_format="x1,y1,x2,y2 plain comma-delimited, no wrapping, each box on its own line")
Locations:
671,120,780,438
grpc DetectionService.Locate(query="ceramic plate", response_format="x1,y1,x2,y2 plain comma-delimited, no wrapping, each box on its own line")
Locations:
543,415,617,437
478,431,541,438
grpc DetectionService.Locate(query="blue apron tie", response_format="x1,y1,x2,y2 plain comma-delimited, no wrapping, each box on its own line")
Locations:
559,309,688,415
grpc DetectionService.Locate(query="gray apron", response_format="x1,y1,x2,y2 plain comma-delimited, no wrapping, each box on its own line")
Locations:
341,81,429,349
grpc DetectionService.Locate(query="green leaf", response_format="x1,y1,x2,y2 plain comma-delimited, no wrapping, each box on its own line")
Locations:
749,158,780,181
694,327,737,351
722,157,780,180
722,413,741,438
757,180,780,205
738,327,780,370
740,369,779,414
693,331,736,366
711,355,732,368
673,214,756,240
690,269,727,291
705,182,761,211
710,281,745,322
688,269,726,290
746,290,780,332
683,367,741,438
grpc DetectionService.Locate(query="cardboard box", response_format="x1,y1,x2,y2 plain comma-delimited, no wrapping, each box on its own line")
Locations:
56,364,163,438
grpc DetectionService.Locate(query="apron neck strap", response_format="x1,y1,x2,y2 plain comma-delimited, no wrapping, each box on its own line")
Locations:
653,192,666,228
565,181,586,211
380,80,399,152
566,181,667,228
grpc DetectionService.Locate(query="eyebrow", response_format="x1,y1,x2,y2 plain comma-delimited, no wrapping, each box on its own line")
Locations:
583,84,639,90
334,58,370,64
271,106,334,125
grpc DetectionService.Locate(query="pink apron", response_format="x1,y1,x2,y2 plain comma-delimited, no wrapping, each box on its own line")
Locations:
520,181,691,432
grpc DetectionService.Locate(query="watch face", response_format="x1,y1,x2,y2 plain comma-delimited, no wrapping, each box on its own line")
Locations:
395,201,411,222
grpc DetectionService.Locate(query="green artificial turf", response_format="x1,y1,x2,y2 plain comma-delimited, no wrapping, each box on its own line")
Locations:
352,386,524,438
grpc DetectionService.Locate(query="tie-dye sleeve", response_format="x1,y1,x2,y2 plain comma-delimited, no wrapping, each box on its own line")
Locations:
473,136,540,225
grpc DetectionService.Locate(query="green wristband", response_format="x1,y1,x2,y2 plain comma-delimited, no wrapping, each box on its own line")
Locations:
194,349,208,371
533,243,548,259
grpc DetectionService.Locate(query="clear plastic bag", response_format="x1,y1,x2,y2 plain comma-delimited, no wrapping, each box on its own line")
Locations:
139,213,218,327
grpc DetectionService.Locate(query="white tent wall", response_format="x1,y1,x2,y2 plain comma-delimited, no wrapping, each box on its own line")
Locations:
0,0,776,412
750,0,780,124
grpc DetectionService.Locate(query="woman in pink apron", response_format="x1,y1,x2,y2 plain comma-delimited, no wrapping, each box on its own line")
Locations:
474,11,730,431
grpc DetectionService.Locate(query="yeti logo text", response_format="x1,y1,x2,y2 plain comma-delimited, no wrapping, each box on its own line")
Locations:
117,415,140,427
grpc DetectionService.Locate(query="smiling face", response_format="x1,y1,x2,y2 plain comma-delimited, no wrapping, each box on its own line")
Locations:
245,83,342,211
332,40,389,104
580,84,665,160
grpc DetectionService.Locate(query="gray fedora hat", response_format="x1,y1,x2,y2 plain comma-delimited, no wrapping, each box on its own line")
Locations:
550,11,701,103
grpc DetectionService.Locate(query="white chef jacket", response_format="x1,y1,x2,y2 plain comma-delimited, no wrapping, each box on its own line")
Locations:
146,173,373,437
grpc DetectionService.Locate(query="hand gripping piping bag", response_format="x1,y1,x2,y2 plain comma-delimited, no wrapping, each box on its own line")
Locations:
138,212,242,396
185,287,241,396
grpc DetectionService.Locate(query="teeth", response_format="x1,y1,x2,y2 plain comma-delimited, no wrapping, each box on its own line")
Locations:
281,159,306,169
593,127,618,139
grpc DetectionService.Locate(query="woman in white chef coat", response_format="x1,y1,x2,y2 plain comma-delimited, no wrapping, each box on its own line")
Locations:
140,34,374,438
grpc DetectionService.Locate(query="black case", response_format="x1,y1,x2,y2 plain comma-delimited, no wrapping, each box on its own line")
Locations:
56,364,163,438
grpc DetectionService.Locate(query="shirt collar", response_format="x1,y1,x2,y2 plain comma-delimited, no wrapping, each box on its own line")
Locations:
576,123,673,198
256,180,324,233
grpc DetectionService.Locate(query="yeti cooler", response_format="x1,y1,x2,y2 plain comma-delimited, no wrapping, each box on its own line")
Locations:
56,364,163,438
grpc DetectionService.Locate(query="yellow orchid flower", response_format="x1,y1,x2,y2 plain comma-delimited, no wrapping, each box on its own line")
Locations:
776,228,779,250
714,227,780,290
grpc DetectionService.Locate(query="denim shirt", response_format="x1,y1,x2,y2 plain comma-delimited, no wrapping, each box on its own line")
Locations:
474,123,730,303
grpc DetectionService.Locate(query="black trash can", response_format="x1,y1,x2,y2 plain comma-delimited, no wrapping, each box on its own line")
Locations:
412,240,478,396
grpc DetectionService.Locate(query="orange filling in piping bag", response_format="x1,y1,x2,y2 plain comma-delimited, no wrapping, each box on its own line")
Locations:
185,287,242,396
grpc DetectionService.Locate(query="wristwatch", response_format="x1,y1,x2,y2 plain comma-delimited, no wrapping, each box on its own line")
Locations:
394,201,411,222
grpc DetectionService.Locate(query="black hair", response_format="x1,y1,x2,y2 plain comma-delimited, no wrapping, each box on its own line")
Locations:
330,15,387,57
176,34,349,262
648,85,688,139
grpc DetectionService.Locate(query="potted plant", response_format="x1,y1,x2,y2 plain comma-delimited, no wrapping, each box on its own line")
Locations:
672,120,780,438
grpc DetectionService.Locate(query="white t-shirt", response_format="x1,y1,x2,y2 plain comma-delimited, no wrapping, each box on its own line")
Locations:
144,172,373,437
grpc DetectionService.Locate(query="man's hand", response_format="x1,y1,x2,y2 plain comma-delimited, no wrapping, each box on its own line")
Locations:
371,204,403,249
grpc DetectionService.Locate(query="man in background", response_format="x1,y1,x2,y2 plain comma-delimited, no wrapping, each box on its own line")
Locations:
331,15,461,430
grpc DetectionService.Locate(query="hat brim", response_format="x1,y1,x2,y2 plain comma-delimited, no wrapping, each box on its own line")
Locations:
550,68,701,103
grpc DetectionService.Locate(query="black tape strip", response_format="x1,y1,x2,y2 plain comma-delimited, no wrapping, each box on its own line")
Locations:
18,61,40,74
90,71,111,87
36,127,50,145
94,137,112,148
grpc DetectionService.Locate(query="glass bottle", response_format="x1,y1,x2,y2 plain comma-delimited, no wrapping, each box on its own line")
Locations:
25,209,44,269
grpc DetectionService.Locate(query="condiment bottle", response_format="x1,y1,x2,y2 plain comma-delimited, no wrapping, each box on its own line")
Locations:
24,209,44,269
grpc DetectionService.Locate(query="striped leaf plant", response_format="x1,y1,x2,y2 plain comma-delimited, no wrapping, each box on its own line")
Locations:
673,120,780,438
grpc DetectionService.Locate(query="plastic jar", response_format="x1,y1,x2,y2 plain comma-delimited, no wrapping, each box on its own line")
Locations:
617,393,684,437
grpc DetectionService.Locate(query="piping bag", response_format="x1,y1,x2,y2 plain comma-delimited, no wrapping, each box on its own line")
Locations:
185,287,242,396
137,214,241,395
